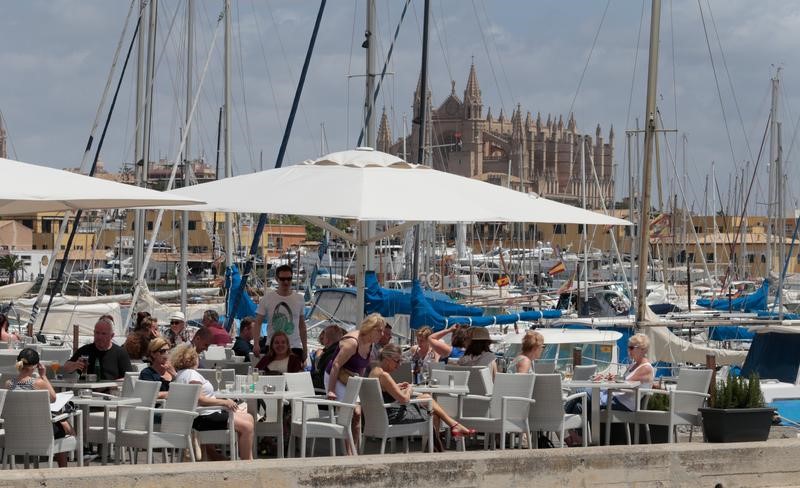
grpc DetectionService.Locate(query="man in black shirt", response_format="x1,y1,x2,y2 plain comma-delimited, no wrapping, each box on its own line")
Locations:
232,317,255,361
63,318,134,380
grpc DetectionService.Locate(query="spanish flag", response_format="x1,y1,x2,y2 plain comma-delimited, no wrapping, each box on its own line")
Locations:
548,261,566,276
496,275,510,287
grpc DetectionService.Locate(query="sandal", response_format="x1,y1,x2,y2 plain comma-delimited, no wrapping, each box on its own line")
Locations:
450,422,476,437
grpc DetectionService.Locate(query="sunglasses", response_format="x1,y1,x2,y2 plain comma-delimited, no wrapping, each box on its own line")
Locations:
170,320,182,324
277,276,292,282
627,345,639,350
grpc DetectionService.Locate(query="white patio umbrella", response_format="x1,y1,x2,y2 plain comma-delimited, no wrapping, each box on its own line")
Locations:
166,148,630,317
0,157,204,215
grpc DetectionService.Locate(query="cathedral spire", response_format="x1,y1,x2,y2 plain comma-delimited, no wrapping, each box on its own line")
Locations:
568,113,576,132
463,62,482,119
525,111,533,131
377,108,392,153
413,71,432,123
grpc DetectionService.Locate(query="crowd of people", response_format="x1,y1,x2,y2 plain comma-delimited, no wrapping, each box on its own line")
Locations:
4,262,659,464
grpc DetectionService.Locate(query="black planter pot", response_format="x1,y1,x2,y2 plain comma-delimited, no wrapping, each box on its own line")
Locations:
699,407,775,443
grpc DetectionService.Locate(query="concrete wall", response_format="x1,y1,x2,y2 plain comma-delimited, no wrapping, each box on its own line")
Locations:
1,439,798,488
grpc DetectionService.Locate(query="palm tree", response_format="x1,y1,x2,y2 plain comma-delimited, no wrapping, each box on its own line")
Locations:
0,255,25,284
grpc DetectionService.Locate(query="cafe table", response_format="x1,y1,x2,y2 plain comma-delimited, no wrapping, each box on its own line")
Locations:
562,379,640,445
70,394,139,465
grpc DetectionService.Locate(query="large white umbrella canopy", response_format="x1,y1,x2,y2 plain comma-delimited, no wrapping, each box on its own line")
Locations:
167,148,630,226
0,157,204,215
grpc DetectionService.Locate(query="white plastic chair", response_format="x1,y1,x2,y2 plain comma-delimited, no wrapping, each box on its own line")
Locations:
632,368,713,443
2,390,83,468
204,346,227,361
388,361,413,384
196,368,235,391
39,347,72,365
359,377,434,454
445,365,492,418
572,365,597,381
289,376,362,457
533,361,556,374
459,373,536,450
529,373,588,447
115,382,200,464
86,379,160,463
253,375,287,458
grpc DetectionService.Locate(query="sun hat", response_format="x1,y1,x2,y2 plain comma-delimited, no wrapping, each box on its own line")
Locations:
169,311,186,322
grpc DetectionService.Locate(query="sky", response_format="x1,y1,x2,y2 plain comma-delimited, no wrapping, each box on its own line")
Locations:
1,0,799,217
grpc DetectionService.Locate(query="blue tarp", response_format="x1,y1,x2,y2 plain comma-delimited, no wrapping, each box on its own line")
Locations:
756,311,800,320
708,325,756,341
364,271,483,318
409,279,561,330
695,281,768,312
741,330,800,383
225,265,258,320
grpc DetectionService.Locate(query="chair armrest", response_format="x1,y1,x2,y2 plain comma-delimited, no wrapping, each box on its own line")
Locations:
297,397,352,409
635,388,664,404
501,396,535,420
52,413,70,423
462,394,491,403
313,388,327,395
406,398,433,407
91,392,117,399
671,389,710,399
145,407,199,418
564,391,587,403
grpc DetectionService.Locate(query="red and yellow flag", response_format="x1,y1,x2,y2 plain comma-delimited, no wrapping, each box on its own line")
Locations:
496,275,510,287
548,261,566,276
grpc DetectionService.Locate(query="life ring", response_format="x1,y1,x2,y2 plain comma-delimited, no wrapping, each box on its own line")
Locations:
427,272,442,289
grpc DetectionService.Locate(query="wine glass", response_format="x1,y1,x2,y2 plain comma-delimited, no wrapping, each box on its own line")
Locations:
421,369,430,387
564,364,573,381
251,368,260,385
214,366,223,390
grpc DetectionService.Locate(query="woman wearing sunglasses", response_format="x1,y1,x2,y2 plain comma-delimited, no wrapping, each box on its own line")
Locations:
610,333,654,412
139,337,176,399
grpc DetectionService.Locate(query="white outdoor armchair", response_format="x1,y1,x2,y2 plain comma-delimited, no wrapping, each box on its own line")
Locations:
359,377,434,454
529,373,588,447
632,368,713,443
289,376,361,457
459,373,536,450
2,390,83,469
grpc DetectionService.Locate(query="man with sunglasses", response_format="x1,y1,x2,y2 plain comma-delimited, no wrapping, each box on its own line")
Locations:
253,264,307,361
164,311,193,347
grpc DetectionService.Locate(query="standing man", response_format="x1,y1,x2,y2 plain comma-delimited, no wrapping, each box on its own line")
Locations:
253,264,307,360
63,318,133,380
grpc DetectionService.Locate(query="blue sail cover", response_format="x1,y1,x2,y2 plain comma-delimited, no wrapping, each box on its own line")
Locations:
364,271,483,318
695,281,768,312
741,330,800,383
225,265,258,320
708,326,756,341
409,279,561,330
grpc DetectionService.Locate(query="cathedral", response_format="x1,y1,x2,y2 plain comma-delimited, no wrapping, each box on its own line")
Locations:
378,64,615,209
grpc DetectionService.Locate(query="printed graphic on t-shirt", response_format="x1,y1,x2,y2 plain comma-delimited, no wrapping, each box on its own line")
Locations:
271,301,295,336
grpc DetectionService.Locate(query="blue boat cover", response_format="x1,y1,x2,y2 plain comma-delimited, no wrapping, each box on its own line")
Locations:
225,265,258,320
708,326,756,341
695,281,768,312
409,279,560,330
364,271,483,318
741,330,800,383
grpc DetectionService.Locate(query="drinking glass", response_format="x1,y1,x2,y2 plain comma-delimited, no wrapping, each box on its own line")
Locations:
224,382,234,393
214,366,223,389
251,369,260,384
564,364,573,381
421,370,430,387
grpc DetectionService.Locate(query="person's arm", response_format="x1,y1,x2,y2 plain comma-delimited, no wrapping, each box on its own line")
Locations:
489,360,498,380
252,312,265,357
515,356,532,374
378,370,412,404
326,337,357,399
62,348,87,374
427,332,453,359
627,362,654,383
35,363,57,402
299,314,308,359
190,381,238,411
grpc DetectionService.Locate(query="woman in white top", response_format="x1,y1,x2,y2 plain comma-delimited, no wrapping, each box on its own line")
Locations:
171,344,254,460
611,333,654,411
509,330,544,374
456,327,498,378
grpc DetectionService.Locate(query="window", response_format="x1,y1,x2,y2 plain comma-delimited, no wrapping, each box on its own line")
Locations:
747,254,755,263
761,254,766,263
577,224,584,234
188,220,197,231
553,224,566,235
147,221,154,231
707,253,714,263
42,220,53,233
688,253,694,263
694,226,703,234
21,219,33,229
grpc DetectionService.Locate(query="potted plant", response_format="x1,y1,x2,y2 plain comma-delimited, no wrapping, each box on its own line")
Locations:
699,372,774,442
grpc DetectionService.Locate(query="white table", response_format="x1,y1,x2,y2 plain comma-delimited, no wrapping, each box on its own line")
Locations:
563,380,640,445
50,379,121,392
71,396,139,465
213,390,304,458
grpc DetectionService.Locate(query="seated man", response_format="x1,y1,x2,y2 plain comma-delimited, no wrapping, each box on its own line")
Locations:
202,309,230,346
232,317,255,361
63,318,134,380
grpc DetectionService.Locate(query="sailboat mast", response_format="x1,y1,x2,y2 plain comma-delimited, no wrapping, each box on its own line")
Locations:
580,135,588,298
180,0,193,316
223,0,234,269
635,0,661,324
767,69,779,276
411,0,431,281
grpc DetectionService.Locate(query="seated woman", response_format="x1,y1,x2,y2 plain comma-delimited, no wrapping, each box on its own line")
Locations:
446,326,470,363
370,344,474,451
6,348,74,467
609,333,654,412
0,313,21,342
456,327,498,378
125,316,160,361
509,330,544,373
139,337,175,399
406,326,452,371
255,331,304,374
171,343,254,461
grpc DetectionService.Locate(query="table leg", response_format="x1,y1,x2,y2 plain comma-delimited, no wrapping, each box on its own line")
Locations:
77,411,84,467
102,407,109,465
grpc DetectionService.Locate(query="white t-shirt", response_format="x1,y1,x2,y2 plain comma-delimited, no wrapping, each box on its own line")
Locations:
175,368,218,415
256,290,305,349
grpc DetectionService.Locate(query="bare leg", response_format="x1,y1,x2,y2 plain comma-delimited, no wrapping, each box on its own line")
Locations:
347,406,362,455
234,411,255,460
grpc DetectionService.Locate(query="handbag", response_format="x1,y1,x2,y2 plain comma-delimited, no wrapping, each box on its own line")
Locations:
337,368,357,385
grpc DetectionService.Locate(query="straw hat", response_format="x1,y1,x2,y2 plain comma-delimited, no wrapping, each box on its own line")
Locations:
468,327,494,342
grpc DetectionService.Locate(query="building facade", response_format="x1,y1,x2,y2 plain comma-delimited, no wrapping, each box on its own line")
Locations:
381,64,615,209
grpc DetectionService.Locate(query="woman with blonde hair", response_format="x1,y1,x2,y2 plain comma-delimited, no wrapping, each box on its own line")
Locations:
406,325,453,370
509,330,545,374
370,344,474,451
139,337,176,399
6,348,74,467
610,333,654,411
172,343,254,461
325,313,387,401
